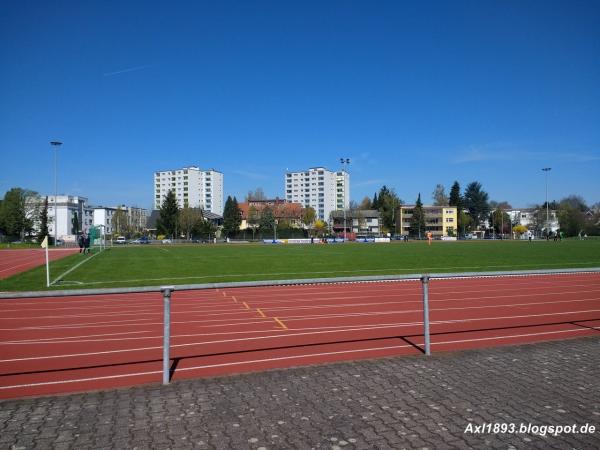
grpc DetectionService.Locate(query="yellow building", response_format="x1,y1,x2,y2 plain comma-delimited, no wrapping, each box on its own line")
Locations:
398,205,457,238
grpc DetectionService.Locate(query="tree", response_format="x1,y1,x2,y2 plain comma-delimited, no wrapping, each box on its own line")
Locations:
194,219,217,241
0,188,37,239
179,207,204,240
157,190,179,238
373,185,401,233
463,182,490,228
558,198,587,237
489,200,512,210
247,205,260,239
222,196,242,238
302,206,316,236
259,205,275,234
246,188,267,201
112,207,129,237
449,181,462,208
489,208,511,236
448,181,467,235
313,219,327,237
372,193,379,210
513,224,528,238
409,193,426,239
38,196,49,243
359,196,372,209
432,184,449,206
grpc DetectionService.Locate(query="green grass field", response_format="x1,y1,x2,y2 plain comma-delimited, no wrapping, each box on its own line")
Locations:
2,240,600,292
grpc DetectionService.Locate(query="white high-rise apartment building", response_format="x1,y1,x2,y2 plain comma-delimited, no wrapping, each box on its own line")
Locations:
285,167,350,221
154,166,224,215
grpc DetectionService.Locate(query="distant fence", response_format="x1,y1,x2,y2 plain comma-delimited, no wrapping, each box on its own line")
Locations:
1,268,599,385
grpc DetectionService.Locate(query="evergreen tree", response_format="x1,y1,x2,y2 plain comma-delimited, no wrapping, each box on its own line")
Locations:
463,182,490,228
449,181,462,208
449,181,467,235
157,190,179,238
222,196,242,238
372,185,401,233
409,193,426,239
38,196,49,243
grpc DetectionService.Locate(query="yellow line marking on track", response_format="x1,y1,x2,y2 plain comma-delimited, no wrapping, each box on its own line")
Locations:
257,308,266,318
243,302,250,310
274,317,288,330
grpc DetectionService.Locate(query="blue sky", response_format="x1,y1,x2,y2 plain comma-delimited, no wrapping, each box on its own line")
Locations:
1,0,599,210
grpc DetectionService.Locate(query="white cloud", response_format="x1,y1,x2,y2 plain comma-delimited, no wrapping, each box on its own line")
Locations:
454,144,600,164
103,65,152,77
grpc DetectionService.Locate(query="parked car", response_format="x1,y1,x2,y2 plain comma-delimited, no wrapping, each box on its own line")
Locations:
162,239,172,244
130,236,150,244
115,236,127,244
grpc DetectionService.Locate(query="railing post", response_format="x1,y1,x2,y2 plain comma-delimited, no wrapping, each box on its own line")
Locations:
161,286,175,384
420,275,431,356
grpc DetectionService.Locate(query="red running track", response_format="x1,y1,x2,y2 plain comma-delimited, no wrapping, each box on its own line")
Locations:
0,273,599,399
0,249,78,280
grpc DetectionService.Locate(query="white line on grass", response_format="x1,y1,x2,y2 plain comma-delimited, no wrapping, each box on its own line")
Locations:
51,249,104,286
69,261,600,286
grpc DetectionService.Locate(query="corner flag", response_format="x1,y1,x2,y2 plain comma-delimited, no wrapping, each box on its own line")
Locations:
41,236,50,286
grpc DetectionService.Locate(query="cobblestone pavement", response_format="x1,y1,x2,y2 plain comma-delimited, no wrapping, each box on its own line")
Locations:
1,336,599,449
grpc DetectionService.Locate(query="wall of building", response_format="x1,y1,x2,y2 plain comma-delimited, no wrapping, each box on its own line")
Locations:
154,166,223,215
285,167,349,221
398,206,457,237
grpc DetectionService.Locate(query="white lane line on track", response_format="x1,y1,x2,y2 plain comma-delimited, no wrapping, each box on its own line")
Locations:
243,293,600,314
0,305,253,321
3,288,599,324
2,308,600,363
2,294,599,333
2,326,598,391
3,274,598,309
6,317,599,346
0,330,155,344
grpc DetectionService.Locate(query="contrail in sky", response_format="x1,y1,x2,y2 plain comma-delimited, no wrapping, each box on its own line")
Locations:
103,65,152,77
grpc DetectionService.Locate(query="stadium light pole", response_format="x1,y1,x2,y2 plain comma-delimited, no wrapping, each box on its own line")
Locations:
340,158,350,240
542,167,551,235
50,141,63,246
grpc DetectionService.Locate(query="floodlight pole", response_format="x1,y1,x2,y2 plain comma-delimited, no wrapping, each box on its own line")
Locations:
542,168,551,235
50,141,62,246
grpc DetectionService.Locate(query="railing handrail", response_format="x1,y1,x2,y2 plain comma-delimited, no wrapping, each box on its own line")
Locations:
1,267,599,299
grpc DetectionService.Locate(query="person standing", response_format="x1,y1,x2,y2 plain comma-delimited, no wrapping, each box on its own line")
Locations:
84,233,91,254
77,233,84,253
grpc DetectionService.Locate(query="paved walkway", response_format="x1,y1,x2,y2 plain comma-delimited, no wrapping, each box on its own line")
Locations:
1,337,599,449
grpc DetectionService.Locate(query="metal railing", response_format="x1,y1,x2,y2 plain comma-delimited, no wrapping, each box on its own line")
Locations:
1,267,599,384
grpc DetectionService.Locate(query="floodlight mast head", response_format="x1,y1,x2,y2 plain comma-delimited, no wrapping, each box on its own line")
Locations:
50,141,63,146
